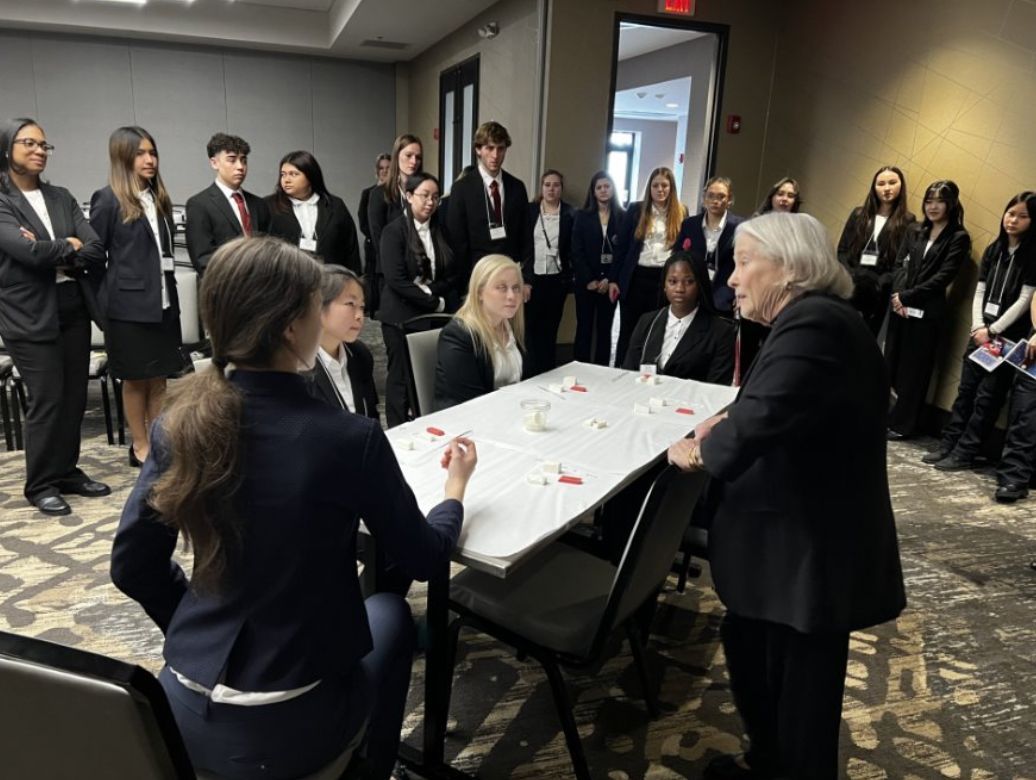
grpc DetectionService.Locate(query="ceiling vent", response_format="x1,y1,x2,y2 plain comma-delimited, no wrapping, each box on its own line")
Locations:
361,39,409,50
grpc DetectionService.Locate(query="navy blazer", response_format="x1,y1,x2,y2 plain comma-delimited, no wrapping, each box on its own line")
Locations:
185,182,271,274
570,208,622,288
89,186,179,324
525,201,574,283
622,306,735,384
377,215,461,325
611,202,681,300
700,294,906,633
265,195,362,274
302,339,380,420
0,184,106,341
433,318,530,410
111,370,462,691
675,210,745,314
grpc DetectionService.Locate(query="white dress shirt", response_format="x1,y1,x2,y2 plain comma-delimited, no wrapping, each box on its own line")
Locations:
139,189,170,309
215,178,248,230
637,206,670,268
291,193,320,240
703,211,727,255
659,306,698,369
533,209,561,275
317,345,355,413
413,219,446,313
22,189,70,284
478,164,505,223
492,322,523,389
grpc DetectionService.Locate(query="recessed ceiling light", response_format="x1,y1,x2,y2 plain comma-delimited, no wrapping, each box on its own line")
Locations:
665,102,679,108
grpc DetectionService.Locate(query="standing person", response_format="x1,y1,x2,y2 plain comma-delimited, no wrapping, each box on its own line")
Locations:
379,173,461,426
610,167,685,366
359,153,391,274
0,117,110,516
995,300,1036,503
266,150,361,273
444,121,532,291
185,133,270,275
571,171,623,366
925,192,1036,470
836,165,915,335
667,213,905,780
884,181,970,439
89,126,184,468
675,176,743,315
524,169,574,375
755,177,802,215
111,236,477,780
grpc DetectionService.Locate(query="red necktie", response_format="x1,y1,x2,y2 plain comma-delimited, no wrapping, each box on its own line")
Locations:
489,180,502,226
231,191,252,236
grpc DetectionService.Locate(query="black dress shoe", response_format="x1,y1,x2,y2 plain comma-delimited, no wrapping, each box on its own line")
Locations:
129,445,143,468
33,495,71,516
886,429,906,441
922,448,952,464
704,754,778,779
933,454,975,472
995,483,1028,503
60,480,112,497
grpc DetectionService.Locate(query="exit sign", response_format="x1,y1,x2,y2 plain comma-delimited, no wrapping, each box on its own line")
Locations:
659,0,695,15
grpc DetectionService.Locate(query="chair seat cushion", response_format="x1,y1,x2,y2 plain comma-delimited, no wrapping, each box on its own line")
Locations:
450,544,618,658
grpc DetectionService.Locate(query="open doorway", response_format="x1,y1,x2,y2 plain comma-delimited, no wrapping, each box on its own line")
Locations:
607,16,728,210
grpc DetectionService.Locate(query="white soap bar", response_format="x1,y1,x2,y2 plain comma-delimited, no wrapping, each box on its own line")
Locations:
583,417,608,430
562,375,577,388
542,461,562,474
549,383,565,393
397,437,416,451
526,472,549,486
524,411,547,432
649,397,668,408
636,374,661,385
633,402,652,416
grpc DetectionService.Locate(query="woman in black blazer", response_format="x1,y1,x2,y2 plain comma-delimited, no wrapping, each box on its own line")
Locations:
90,126,183,468
837,165,916,335
358,153,391,275
0,117,110,515
884,181,970,439
524,169,574,375
304,265,379,420
754,176,802,216
571,171,622,366
668,213,905,780
674,176,743,315
434,254,530,410
111,236,478,780
266,150,361,274
622,252,735,384
379,172,461,426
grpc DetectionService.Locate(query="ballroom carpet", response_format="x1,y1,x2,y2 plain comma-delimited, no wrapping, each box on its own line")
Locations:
1,332,1035,778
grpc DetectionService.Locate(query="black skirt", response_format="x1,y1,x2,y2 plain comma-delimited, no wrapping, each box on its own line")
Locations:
106,307,184,380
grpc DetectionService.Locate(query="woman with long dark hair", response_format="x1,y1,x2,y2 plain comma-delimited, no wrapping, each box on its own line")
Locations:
266,150,361,273
837,165,916,334
755,177,802,215
571,171,623,365
0,117,109,515
884,181,970,439
90,126,183,468
111,236,477,779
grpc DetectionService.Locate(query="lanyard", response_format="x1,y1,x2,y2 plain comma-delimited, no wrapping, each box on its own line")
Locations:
643,308,668,365
538,208,558,250
987,248,1018,307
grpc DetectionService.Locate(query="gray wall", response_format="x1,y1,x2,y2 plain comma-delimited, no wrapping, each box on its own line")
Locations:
613,117,679,199
0,30,396,217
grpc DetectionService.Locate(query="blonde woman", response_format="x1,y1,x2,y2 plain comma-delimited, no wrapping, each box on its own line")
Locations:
433,254,529,409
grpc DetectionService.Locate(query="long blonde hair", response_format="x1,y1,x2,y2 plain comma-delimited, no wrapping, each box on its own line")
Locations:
454,254,525,368
634,167,684,244
108,126,172,224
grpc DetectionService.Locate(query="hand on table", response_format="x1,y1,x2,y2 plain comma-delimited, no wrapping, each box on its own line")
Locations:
442,436,478,501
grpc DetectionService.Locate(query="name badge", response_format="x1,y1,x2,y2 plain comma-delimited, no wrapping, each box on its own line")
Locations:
489,225,507,241
707,268,717,281
600,253,613,265
906,307,925,319
985,301,1001,317
300,238,318,252
640,363,657,376
860,250,879,267
161,255,175,272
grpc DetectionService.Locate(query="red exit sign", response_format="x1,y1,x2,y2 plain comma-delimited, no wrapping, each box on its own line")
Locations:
659,0,695,15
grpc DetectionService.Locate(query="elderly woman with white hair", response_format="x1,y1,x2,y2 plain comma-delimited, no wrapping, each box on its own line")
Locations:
668,212,906,780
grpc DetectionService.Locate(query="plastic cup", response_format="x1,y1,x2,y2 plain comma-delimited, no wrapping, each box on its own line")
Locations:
521,399,551,432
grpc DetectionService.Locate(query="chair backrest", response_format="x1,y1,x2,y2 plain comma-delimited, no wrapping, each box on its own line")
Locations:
590,467,708,655
175,266,201,346
0,630,195,779
400,314,453,418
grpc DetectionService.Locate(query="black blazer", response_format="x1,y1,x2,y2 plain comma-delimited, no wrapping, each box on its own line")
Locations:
89,186,179,324
622,306,735,384
111,370,462,691
675,210,744,313
358,183,378,272
367,186,405,268
303,339,379,419
433,318,530,410
265,194,361,274
444,169,532,284
571,208,622,288
891,226,970,323
700,293,906,633
0,184,106,341
837,206,916,280
612,202,681,300
377,215,461,325
525,201,574,284
185,183,271,274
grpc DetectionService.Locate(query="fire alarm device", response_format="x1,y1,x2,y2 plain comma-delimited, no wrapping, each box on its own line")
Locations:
726,115,742,134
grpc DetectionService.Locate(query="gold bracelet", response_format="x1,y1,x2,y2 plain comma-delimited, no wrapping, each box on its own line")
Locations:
686,445,701,470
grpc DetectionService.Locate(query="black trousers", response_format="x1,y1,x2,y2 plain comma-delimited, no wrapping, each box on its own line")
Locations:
524,274,568,376
616,266,663,367
721,612,849,780
849,269,891,336
573,285,616,365
940,348,1014,459
997,373,1036,487
884,311,942,436
4,283,92,502
381,322,410,428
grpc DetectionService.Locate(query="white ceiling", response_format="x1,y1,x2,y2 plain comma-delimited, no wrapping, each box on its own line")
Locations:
617,22,704,61
0,0,500,62
614,76,691,121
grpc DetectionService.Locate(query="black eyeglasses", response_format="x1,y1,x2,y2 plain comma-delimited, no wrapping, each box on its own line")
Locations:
12,139,55,154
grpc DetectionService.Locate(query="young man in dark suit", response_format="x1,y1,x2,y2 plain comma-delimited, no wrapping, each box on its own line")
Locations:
185,133,270,274
444,121,531,292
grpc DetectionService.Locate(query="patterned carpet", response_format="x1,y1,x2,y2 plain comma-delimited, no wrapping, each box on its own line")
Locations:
2,348,1036,778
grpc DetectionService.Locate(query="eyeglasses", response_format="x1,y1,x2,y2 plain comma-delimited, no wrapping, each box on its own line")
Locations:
703,192,729,201
12,139,55,154
412,192,441,204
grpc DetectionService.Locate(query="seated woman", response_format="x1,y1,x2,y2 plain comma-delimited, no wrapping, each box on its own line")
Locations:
433,254,529,410
622,251,735,384
110,236,477,780
304,264,379,419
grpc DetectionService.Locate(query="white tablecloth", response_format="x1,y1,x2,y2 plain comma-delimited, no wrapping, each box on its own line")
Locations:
391,361,737,575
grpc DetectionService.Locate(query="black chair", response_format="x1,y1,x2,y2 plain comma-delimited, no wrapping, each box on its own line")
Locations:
385,313,453,420
0,353,17,451
675,524,709,593
446,467,709,780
